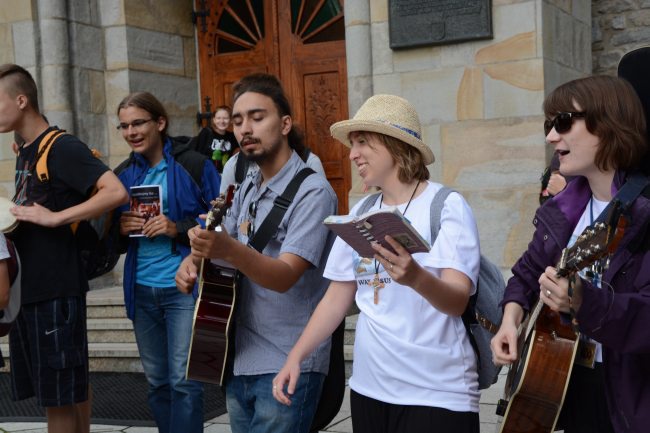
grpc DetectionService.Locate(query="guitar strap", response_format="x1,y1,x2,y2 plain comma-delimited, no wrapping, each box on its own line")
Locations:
567,172,650,326
593,172,649,224
247,167,315,252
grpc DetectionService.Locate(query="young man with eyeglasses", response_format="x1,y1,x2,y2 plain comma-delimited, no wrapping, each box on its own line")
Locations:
176,73,337,433
0,63,128,433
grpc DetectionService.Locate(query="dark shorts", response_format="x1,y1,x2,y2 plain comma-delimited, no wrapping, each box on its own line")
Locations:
350,389,479,433
9,295,89,407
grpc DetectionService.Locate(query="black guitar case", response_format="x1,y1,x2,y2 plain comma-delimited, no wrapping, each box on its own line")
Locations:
618,47,650,173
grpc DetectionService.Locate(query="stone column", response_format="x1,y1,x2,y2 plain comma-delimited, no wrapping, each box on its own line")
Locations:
344,0,374,206
37,0,75,131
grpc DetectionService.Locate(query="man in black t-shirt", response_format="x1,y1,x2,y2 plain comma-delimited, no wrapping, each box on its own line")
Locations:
0,64,128,433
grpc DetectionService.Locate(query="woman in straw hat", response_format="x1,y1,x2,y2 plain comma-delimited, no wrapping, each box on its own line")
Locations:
273,94,481,432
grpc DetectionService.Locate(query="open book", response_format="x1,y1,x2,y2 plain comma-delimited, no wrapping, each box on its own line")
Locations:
324,206,430,258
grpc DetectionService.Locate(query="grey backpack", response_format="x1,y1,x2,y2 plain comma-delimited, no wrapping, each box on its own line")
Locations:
356,186,504,389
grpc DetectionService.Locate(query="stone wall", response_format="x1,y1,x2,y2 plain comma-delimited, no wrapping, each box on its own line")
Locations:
0,0,200,171
592,0,650,76
102,0,198,167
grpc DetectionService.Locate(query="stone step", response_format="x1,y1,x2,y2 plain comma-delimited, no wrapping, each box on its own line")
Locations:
2,340,353,375
87,317,135,343
87,286,128,319
0,342,144,373
344,314,357,345
1,288,358,377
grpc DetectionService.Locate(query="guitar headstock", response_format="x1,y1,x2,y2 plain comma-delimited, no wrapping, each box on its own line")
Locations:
557,201,626,277
205,184,236,231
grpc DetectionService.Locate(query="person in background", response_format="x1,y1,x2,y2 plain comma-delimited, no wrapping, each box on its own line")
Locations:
539,152,570,205
176,73,337,433
491,76,650,433
115,91,221,433
273,94,481,433
1,63,128,433
191,105,237,173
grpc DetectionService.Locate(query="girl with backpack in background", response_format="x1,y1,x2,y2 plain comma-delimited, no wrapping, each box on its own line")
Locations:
190,105,237,173
272,94,481,433
114,91,221,433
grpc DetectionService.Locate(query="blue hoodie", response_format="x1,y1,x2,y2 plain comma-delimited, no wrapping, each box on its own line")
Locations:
116,137,221,320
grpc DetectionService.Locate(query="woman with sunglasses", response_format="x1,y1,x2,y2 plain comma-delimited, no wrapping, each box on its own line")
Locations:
491,75,650,433
272,94,482,433
115,92,221,433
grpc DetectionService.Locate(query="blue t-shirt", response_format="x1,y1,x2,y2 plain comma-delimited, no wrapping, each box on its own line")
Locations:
135,159,181,287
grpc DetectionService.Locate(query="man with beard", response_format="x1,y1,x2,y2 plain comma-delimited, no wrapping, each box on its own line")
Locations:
176,73,337,433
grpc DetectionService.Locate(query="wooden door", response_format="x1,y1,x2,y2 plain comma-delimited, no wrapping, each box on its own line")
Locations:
196,0,350,213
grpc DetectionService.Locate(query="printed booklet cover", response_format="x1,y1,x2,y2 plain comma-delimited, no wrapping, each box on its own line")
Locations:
129,185,162,237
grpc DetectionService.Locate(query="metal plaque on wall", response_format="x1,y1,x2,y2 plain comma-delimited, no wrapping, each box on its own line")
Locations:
389,0,493,49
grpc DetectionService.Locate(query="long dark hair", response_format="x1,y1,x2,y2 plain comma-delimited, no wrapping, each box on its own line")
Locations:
232,73,307,158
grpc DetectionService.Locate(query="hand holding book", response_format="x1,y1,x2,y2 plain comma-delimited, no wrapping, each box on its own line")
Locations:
324,207,430,258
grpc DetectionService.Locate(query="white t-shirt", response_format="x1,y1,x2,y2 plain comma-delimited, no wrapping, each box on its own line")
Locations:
324,181,481,412
567,195,609,363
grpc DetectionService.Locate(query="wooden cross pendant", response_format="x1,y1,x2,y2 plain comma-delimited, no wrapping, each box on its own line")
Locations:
372,273,385,304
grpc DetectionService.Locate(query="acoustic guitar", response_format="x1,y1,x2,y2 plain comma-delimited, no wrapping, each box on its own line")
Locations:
185,185,237,385
496,204,625,433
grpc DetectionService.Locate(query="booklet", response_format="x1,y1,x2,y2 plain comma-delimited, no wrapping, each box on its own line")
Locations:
324,206,430,258
129,185,162,237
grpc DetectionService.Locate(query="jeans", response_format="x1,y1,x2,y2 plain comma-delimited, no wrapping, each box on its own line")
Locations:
133,284,204,433
226,372,325,433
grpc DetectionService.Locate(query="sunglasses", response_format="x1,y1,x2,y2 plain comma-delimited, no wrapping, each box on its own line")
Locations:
544,112,585,136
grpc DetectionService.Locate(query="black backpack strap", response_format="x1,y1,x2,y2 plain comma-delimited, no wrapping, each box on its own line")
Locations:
302,147,311,162
248,168,315,252
235,153,249,185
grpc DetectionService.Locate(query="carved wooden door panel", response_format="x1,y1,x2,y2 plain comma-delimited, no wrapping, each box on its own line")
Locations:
196,0,350,213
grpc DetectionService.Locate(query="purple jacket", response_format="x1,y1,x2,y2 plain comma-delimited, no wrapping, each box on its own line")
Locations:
503,172,650,433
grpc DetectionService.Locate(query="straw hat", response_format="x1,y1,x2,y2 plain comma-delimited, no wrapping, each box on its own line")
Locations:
330,94,434,164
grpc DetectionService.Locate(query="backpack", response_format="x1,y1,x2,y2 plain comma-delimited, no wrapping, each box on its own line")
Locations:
35,129,121,280
356,186,505,390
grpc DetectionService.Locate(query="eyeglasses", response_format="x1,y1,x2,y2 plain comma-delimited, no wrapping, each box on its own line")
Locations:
544,112,585,136
117,118,154,131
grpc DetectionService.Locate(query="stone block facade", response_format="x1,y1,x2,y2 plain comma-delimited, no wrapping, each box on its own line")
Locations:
593,0,650,75
0,0,199,173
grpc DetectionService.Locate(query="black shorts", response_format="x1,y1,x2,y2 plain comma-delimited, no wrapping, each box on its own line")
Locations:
9,295,89,407
350,389,479,433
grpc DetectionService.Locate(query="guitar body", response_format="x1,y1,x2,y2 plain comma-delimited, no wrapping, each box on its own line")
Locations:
185,184,237,385
186,259,237,385
498,306,579,433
